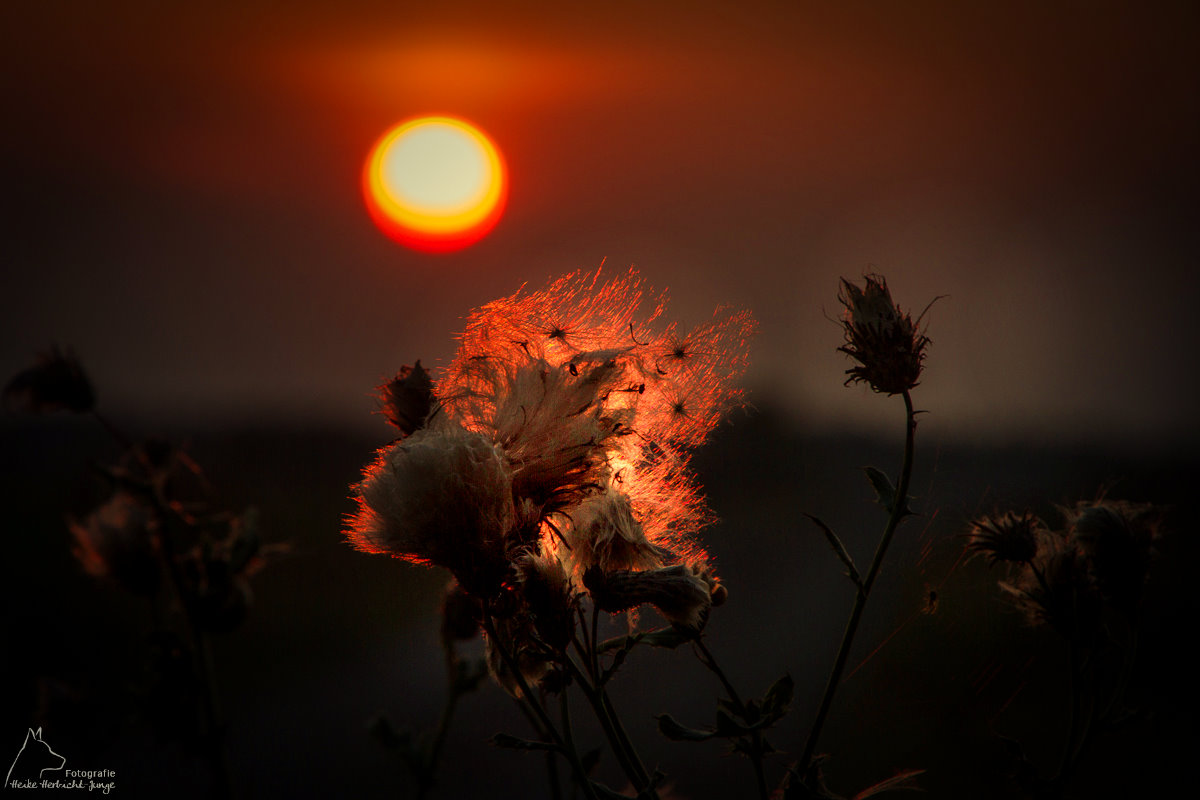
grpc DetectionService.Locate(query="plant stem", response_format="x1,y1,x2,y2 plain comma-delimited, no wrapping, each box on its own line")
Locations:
482,609,600,800
693,639,769,800
799,390,917,772
564,646,658,799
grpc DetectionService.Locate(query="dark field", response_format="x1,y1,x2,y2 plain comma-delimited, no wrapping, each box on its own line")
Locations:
3,409,1196,798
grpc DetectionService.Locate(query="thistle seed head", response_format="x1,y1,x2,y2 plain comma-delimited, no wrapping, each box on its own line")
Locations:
837,274,930,395
346,423,517,598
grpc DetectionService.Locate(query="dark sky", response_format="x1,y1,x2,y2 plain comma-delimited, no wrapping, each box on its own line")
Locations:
4,0,1197,447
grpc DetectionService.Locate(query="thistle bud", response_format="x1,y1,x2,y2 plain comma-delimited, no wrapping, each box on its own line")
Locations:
837,275,930,395
378,361,434,436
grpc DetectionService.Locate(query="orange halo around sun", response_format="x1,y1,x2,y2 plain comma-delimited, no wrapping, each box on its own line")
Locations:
363,116,507,252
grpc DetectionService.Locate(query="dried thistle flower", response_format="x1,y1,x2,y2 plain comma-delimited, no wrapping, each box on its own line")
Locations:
484,608,555,698
4,346,96,414
583,562,722,632
377,361,433,436
68,490,161,595
347,269,755,609
966,511,1045,566
1065,499,1161,613
837,274,930,395
999,533,1101,643
347,423,519,597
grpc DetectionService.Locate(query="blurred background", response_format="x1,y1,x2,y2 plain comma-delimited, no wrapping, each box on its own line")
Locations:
3,0,1197,797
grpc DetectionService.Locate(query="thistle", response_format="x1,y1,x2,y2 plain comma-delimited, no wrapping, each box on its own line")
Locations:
837,274,930,395
346,268,755,799
966,511,1046,566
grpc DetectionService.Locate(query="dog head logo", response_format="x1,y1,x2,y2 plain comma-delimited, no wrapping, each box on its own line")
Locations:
5,728,66,787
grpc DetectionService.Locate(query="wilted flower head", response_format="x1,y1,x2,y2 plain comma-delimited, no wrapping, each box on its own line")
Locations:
347,268,753,692
984,497,1164,640
966,511,1045,566
348,423,520,597
999,533,1101,643
4,346,96,414
1064,499,1161,613
347,269,754,588
583,561,724,633
69,490,161,595
837,274,930,395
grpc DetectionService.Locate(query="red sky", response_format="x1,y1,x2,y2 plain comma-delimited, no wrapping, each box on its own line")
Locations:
3,0,1197,447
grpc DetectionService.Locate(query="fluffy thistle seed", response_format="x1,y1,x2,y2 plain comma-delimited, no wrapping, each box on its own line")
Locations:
837,274,931,395
346,424,517,597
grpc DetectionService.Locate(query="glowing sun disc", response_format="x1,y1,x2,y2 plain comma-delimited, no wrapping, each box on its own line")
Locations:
363,116,507,252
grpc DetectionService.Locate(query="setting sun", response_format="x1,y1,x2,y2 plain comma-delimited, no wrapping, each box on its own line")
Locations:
363,116,507,252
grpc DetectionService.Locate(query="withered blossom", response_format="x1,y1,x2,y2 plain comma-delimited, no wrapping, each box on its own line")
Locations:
350,424,520,597
1065,499,1161,613
377,361,434,436
4,346,96,414
68,490,161,595
999,534,1102,643
965,511,1045,566
583,562,723,632
346,268,754,690
837,274,930,395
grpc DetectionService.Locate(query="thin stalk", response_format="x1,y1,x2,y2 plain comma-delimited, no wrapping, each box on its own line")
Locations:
1054,640,1087,788
563,650,658,799
416,687,461,799
799,390,917,771
694,639,769,800
482,610,600,800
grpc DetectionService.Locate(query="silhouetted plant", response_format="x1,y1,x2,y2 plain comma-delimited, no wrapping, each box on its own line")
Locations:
346,270,945,799
5,348,286,799
346,269,761,798
781,275,935,798
966,498,1164,797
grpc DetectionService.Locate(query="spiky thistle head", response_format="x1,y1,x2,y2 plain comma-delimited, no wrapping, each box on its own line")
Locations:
966,511,1046,566
1064,499,1162,613
837,274,930,395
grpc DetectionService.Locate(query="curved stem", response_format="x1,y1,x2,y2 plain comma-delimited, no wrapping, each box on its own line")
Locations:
799,390,917,772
